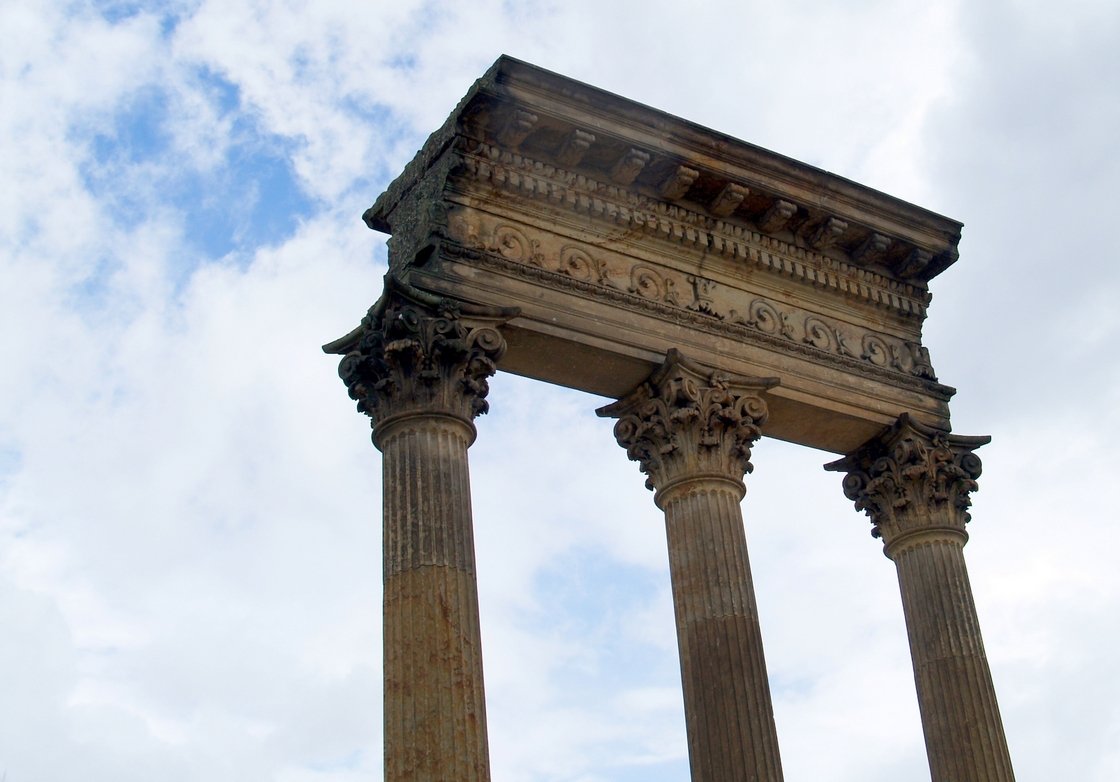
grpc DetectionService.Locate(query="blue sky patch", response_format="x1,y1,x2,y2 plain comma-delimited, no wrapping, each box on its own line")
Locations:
197,66,241,115
95,0,181,35
88,84,170,168
79,71,315,274
183,133,314,260
0,446,22,489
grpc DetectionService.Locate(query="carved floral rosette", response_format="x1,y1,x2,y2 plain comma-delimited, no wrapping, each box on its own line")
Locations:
825,414,990,553
597,350,778,501
328,278,517,443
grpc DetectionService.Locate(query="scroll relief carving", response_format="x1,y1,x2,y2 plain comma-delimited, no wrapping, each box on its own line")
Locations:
445,215,938,382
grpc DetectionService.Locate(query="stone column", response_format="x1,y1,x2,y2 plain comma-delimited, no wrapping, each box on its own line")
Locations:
331,278,516,782
826,414,1015,782
598,349,784,782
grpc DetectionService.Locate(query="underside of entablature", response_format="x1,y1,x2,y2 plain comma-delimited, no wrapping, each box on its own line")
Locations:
404,243,953,454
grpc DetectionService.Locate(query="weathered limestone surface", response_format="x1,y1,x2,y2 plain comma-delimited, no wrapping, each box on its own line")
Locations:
827,415,1015,782
379,417,487,782
328,55,1015,782
363,55,963,454
327,278,517,782
599,351,784,782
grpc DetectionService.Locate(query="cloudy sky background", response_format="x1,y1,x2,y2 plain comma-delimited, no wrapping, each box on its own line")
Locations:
2,1,1118,780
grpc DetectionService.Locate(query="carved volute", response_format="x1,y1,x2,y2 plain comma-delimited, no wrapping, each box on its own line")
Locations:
327,277,518,447
597,349,778,506
825,414,990,556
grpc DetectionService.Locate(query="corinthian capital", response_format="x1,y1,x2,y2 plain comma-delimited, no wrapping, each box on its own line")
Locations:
324,276,518,445
596,349,778,504
825,414,990,553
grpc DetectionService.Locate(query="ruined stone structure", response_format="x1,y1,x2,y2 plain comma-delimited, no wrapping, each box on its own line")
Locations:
326,56,1014,782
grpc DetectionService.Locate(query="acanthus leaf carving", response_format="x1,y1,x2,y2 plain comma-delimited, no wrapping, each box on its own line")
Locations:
825,414,990,554
498,108,538,148
899,248,932,278
331,276,518,442
853,232,891,265
758,199,797,234
557,128,595,167
835,328,859,358
659,165,699,200
453,240,952,399
889,344,908,372
709,183,748,218
809,217,848,250
736,299,779,334
597,350,779,503
610,148,650,185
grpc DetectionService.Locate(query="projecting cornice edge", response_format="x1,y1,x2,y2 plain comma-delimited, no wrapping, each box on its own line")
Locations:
363,55,963,287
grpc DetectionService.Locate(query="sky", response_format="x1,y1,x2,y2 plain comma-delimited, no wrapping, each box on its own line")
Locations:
1,1,1118,780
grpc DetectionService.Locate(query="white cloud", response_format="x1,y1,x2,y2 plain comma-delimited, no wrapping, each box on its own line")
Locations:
1,0,1117,780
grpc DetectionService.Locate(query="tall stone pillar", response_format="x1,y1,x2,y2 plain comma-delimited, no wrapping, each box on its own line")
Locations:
598,349,784,782
330,278,516,782
826,414,1015,782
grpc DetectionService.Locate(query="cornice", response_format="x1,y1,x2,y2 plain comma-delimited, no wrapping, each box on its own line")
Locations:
451,140,932,320
481,57,962,278
365,55,963,288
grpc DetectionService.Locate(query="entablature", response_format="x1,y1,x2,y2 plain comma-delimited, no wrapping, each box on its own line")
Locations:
448,139,933,323
367,56,962,291
355,56,966,453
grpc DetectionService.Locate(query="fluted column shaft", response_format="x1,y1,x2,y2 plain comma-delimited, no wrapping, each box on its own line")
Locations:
891,532,1015,782
661,478,783,782
379,414,489,782
827,414,1014,782
598,349,784,782
328,279,517,782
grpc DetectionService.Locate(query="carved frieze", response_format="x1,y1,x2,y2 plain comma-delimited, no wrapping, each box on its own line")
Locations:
444,213,940,383
453,139,932,320
597,350,778,500
824,415,990,554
